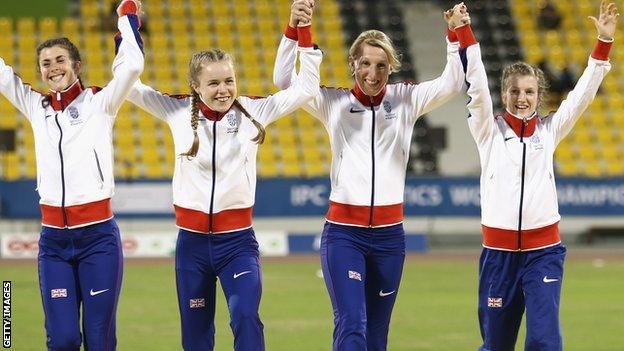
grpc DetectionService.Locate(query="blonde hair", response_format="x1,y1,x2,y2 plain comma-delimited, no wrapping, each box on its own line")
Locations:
180,49,266,158
348,30,402,74
500,62,549,114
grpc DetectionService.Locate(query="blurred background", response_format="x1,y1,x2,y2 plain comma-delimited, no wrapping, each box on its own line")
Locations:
1,1,624,350
2,0,624,255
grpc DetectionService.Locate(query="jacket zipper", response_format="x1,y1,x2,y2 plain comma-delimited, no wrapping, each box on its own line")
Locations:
94,149,104,188
54,92,68,227
368,98,376,227
208,120,217,234
517,117,528,250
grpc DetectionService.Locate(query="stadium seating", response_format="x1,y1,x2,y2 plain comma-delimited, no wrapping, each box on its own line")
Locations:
0,0,351,180
510,0,624,177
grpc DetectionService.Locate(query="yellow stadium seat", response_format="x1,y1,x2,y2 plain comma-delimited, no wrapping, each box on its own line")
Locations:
39,17,58,35
604,161,624,176
258,161,279,177
4,154,21,180
0,17,12,34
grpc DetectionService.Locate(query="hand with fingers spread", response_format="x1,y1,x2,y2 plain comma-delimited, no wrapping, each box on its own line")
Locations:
588,0,619,41
290,0,315,27
444,2,470,30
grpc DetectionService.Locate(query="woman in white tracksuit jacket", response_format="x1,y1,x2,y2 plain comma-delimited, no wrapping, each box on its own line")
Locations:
456,2,617,350
122,11,321,350
274,2,464,349
0,1,143,350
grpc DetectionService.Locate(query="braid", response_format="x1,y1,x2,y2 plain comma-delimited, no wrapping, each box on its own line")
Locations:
233,99,265,144
179,90,201,158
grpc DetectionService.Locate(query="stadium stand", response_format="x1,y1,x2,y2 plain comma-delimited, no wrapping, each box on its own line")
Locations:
1,0,442,180
510,0,624,176
4,0,621,180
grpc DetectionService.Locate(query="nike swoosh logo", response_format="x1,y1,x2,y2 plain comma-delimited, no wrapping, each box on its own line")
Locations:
379,290,396,297
504,137,514,141
542,276,559,283
90,288,109,296
233,271,252,279
349,107,365,113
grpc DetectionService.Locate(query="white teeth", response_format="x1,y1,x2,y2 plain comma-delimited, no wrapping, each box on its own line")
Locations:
216,97,229,102
49,75,64,83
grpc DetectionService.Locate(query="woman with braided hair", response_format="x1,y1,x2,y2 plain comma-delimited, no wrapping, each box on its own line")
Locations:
123,5,321,350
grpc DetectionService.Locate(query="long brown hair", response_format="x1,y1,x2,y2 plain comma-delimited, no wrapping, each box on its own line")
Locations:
180,49,266,158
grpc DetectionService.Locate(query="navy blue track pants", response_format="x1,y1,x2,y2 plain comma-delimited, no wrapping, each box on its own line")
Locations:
175,228,264,351
38,219,123,351
478,244,566,351
320,221,405,351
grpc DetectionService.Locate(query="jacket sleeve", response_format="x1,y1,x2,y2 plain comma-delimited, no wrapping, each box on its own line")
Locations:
273,25,299,90
406,29,465,124
127,80,188,120
249,25,322,126
95,13,144,116
546,39,612,146
458,25,495,147
0,57,43,121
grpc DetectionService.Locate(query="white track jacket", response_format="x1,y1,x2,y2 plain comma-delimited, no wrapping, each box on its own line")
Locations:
127,26,321,234
0,15,144,229
459,24,612,250
274,26,464,227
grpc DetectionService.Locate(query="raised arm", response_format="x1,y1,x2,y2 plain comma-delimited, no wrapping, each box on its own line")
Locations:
96,0,145,116
127,80,188,120
406,8,465,124
246,24,322,126
547,0,617,145
449,4,494,146
0,58,43,121
272,0,313,89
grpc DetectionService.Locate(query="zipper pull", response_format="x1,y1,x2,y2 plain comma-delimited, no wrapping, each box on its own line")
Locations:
56,92,61,101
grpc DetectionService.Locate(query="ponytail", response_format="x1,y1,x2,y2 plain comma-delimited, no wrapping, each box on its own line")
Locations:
179,90,201,158
233,99,265,144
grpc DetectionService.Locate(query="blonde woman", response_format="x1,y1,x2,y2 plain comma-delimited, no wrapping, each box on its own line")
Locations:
274,3,464,349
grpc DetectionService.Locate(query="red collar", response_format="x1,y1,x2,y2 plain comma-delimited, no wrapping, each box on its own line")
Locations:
503,111,537,137
351,83,386,107
198,97,230,121
49,80,83,111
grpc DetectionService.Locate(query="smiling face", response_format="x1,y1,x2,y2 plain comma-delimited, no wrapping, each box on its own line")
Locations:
502,74,539,119
351,43,390,96
192,60,237,113
38,45,81,92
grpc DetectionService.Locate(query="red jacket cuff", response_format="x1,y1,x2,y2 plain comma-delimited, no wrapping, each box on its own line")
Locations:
591,38,612,61
284,25,298,41
455,24,477,49
446,28,458,43
297,25,313,48
117,0,138,17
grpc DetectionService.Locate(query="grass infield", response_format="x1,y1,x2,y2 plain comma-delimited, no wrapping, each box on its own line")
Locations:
1,251,623,350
